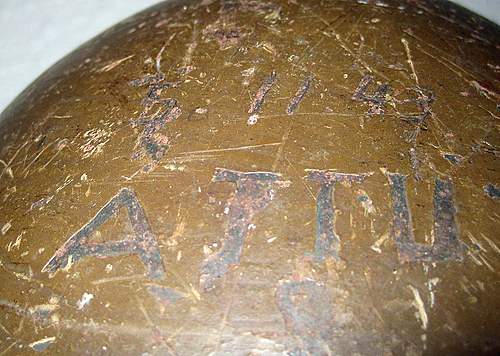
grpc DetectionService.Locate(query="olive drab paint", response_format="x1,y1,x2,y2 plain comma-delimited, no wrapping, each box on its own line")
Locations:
0,0,499,354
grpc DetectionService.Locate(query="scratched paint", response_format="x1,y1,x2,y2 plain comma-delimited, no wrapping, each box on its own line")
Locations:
220,0,281,15
0,0,499,354
306,170,372,262
0,299,58,323
386,173,466,262
129,74,179,113
399,87,435,130
220,0,240,13
42,188,166,280
29,337,56,352
203,25,242,50
351,73,435,182
200,168,283,291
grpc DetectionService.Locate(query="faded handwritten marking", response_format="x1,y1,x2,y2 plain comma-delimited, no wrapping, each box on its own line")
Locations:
200,168,285,291
286,75,313,115
387,173,466,262
129,45,182,169
306,170,372,262
42,188,166,279
247,71,277,125
352,74,391,115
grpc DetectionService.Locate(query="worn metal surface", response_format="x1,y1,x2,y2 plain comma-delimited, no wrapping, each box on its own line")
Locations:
0,0,499,354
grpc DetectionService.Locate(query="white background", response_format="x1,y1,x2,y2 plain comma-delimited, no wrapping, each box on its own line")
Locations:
0,0,498,115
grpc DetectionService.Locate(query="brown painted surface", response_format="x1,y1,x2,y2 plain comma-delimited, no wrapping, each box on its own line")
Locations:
0,0,499,354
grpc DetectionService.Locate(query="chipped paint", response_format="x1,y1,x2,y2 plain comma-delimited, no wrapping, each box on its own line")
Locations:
409,285,428,330
28,336,56,352
76,292,94,310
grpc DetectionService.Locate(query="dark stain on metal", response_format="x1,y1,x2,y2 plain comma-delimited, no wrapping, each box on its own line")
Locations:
147,284,186,305
306,170,372,262
200,168,282,291
42,188,166,280
484,183,500,199
387,172,466,262
351,74,391,115
276,279,332,355
286,75,313,115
